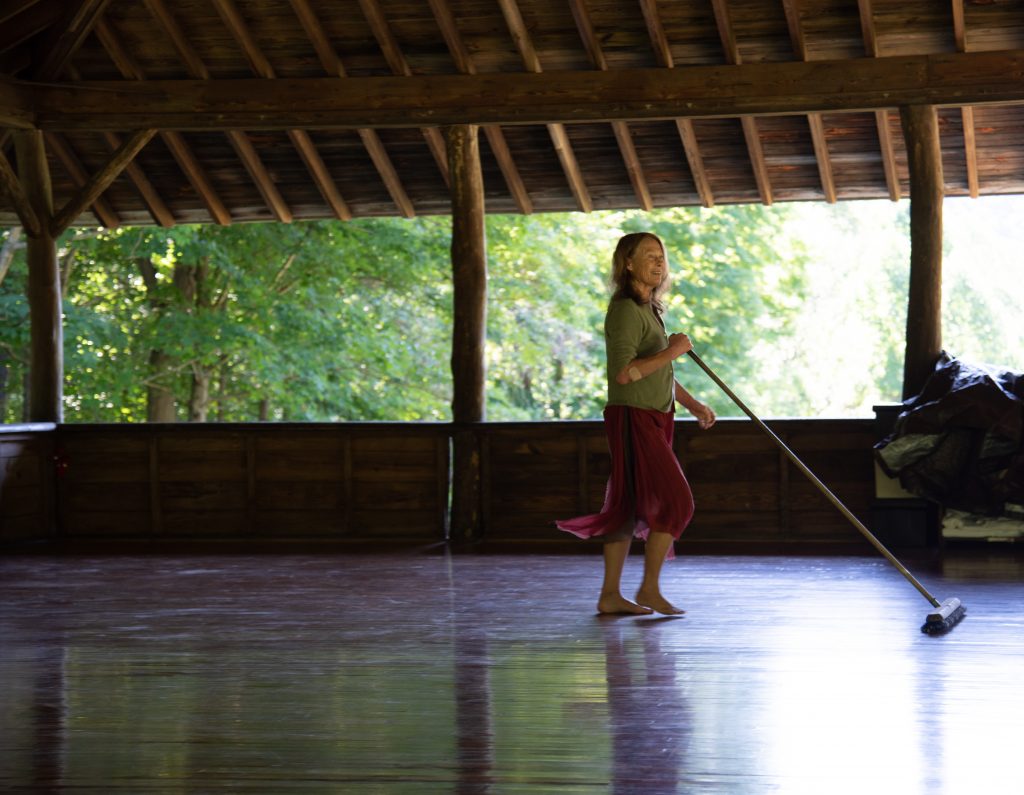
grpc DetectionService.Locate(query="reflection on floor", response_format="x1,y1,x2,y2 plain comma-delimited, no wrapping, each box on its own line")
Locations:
1,550,1021,793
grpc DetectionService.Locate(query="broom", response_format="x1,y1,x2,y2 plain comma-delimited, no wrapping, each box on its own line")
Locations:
687,350,966,635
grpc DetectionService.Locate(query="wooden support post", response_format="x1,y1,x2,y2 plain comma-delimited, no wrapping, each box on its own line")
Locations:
447,124,486,541
899,104,944,400
14,130,63,422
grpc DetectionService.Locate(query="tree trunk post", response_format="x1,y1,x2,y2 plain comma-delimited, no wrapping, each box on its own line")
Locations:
447,124,486,541
899,104,944,400
15,130,63,422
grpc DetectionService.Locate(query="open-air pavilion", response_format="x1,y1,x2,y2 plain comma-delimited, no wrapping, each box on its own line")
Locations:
2,1,1024,791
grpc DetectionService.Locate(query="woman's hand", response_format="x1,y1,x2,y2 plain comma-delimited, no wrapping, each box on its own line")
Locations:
667,333,693,358
689,401,716,430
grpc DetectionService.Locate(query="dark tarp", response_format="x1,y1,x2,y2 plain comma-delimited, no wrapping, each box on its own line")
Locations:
875,352,1024,515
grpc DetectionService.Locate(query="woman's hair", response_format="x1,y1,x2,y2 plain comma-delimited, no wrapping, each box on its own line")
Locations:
610,232,669,315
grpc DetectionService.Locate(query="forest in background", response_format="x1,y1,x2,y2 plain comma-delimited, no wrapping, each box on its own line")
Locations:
2,198,1022,423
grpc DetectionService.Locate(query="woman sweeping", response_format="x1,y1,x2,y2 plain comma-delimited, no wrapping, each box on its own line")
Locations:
557,232,716,615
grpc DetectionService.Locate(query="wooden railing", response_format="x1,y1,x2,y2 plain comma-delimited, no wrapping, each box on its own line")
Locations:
2,418,878,550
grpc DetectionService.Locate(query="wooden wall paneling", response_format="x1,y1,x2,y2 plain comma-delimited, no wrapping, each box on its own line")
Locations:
60,431,149,536
0,433,50,540
157,431,247,536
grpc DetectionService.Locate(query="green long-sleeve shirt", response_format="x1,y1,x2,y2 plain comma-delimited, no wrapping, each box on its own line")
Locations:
604,297,674,413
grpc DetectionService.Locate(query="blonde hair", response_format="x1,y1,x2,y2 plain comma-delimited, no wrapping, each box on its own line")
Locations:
610,232,669,315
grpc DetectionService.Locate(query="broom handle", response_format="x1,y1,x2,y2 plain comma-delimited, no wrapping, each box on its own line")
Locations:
687,350,940,608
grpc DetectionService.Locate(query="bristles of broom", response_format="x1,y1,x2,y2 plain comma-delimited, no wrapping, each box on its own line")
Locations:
922,597,967,634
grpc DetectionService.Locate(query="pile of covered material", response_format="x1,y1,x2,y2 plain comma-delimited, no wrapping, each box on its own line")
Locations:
875,354,1024,530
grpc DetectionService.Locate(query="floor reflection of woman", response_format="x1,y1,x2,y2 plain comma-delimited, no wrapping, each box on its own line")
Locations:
557,232,715,615
602,620,690,793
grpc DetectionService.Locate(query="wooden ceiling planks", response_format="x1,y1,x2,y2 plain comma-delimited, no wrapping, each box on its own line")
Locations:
5,0,1024,227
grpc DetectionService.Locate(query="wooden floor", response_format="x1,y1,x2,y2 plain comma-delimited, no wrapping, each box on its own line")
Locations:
1,549,1022,793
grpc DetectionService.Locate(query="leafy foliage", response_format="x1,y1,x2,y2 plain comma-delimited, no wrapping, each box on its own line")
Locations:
7,198,1014,424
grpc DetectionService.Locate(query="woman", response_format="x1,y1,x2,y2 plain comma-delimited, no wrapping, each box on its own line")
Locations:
557,232,716,615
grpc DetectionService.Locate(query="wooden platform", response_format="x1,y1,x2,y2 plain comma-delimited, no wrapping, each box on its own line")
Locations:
1,551,1021,792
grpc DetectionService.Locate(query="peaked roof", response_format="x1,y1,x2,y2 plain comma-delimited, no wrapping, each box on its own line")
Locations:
3,0,1024,228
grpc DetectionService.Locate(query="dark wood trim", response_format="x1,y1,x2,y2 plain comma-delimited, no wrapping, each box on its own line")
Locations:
899,104,944,400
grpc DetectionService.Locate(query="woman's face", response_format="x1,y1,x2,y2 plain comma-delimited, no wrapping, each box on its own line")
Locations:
627,237,667,292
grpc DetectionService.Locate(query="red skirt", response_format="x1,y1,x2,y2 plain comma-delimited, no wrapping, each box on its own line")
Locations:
556,406,694,554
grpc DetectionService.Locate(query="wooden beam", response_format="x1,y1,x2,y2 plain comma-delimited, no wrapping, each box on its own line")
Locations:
950,0,978,198
289,0,414,217
875,110,900,201
570,0,652,210
676,119,714,207
711,0,772,205
213,0,351,221
0,74,34,128
51,128,155,235
781,0,807,61
782,3,836,203
356,129,414,218
641,0,714,207
899,104,944,400
101,131,174,227
34,0,113,80
953,0,966,53
0,2,63,56
498,0,591,212
807,113,836,203
94,18,231,224
0,0,45,28
24,50,1024,130
961,105,979,198
447,123,486,540
13,130,62,422
160,131,232,225
358,0,449,188
225,130,292,224
427,0,533,214
146,0,290,222
0,147,42,236
44,133,120,228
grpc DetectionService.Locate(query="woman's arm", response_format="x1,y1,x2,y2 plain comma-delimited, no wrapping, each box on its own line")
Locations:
674,379,716,429
614,333,692,385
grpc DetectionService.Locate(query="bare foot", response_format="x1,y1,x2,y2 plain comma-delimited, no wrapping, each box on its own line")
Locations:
635,588,685,615
597,592,654,615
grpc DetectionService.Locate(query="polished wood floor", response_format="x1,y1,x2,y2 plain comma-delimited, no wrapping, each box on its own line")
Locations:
1,549,1022,793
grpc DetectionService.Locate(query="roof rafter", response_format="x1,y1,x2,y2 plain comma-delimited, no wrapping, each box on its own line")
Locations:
34,0,112,81
640,0,714,208
210,0,351,221
781,0,836,203
0,145,42,236
857,0,900,201
67,56,173,227
569,0,653,211
357,0,450,190
950,0,979,198
44,132,120,228
497,0,592,212
50,128,155,235
93,17,231,225
143,0,291,223
426,0,533,214
710,0,772,205
289,0,415,218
